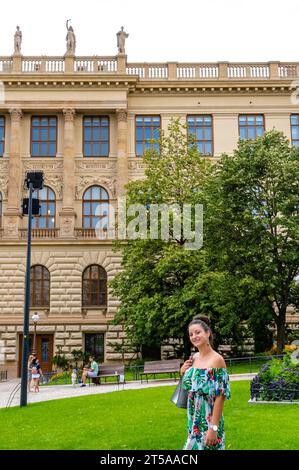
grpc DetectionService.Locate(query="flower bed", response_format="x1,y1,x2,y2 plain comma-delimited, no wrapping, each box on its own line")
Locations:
250,352,299,402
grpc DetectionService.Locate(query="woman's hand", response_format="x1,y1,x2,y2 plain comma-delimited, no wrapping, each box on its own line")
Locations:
205,429,218,447
180,356,193,375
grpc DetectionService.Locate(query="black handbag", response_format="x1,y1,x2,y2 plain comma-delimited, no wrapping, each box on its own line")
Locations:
170,377,188,408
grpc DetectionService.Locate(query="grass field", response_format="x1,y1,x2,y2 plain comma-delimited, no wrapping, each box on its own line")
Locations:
0,380,298,450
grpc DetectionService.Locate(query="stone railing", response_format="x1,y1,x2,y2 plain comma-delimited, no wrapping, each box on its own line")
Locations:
1,56,299,80
19,228,59,239
21,57,65,73
74,57,118,73
75,227,116,239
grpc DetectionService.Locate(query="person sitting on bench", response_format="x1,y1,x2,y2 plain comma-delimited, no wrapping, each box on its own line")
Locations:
80,356,99,387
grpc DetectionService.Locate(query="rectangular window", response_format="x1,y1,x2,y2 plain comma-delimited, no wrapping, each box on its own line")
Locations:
135,115,161,156
85,333,104,363
239,115,265,140
291,115,299,147
83,116,109,157
31,116,57,157
0,117,5,157
187,115,213,156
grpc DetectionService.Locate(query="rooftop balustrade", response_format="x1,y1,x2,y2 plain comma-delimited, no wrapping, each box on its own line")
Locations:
0,56,298,80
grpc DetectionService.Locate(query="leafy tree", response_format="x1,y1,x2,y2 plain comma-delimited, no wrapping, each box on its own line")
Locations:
111,120,213,358
204,131,299,353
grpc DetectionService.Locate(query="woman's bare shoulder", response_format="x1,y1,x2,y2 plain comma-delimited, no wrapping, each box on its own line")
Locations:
212,352,227,368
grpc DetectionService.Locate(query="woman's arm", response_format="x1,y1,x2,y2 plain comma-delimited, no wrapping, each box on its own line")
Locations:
205,395,225,446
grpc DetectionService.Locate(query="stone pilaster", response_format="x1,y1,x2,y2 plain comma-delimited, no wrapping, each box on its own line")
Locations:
116,109,128,198
60,108,76,238
12,55,22,73
117,54,127,74
4,108,23,238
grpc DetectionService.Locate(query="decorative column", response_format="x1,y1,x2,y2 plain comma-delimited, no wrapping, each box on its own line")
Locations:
116,109,128,198
60,108,76,238
4,108,23,238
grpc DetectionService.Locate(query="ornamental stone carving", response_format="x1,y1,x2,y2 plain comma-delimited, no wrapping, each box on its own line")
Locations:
63,108,76,121
9,108,23,122
23,161,64,172
0,161,9,171
116,109,128,122
65,21,76,56
44,175,63,199
14,26,22,55
116,26,129,54
75,176,116,199
128,161,147,170
0,176,9,198
75,161,117,171
5,217,18,237
60,216,74,237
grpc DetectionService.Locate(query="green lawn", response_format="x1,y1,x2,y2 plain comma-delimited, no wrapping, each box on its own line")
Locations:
0,381,298,450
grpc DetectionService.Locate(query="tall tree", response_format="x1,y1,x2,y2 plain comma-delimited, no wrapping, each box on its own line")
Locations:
111,120,212,358
204,131,299,353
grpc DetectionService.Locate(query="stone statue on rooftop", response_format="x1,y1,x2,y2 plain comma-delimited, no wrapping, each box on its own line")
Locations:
65,20,76,56
116,26,129,54
14,26,22,55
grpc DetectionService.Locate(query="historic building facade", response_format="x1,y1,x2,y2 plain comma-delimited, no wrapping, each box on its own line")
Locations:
0,28,299,377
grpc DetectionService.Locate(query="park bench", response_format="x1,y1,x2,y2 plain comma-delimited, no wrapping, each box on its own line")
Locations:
140,359,180,383
88,364,125,388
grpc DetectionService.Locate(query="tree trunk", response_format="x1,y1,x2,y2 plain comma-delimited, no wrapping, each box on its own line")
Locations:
276,307,287,354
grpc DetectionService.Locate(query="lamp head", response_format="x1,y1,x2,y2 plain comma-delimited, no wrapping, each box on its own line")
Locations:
32,313,40,323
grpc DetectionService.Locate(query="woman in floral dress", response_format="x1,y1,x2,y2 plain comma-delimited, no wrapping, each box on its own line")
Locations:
180,316,231,450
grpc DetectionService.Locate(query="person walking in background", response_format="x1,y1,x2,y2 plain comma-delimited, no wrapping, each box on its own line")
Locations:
27,354,34,392
30,354,42,393
180,315,231,450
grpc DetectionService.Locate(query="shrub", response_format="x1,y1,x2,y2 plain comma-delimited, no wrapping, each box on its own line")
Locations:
250,352,299,401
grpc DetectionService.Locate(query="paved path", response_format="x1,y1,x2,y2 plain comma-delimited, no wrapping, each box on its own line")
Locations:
0,373,255,409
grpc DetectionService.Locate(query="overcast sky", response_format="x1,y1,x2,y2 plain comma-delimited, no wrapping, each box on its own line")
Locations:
1,0,298,62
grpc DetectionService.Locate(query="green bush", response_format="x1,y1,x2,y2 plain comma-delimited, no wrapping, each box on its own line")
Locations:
251,352,299,401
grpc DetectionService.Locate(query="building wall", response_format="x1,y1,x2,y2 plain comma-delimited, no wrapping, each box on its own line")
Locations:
0,56,299,376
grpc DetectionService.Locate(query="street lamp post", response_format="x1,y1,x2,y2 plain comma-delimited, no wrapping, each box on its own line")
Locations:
31,313,40,355
20,171,43,408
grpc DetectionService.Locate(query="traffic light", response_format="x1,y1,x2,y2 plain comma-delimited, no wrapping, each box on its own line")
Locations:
22,198,40,216
25,171,44,190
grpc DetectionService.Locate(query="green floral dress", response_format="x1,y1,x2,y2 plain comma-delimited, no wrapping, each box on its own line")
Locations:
182,367,231,450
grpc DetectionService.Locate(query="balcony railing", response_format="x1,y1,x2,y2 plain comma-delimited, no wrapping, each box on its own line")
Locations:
1,56,299,80
19,228,59,239
75,228,116,239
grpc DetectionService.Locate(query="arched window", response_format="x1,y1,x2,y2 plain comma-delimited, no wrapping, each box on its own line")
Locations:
0,192,2,227
32,186,56,229
82,265,107,307
30,265,50,307
82,186,109,229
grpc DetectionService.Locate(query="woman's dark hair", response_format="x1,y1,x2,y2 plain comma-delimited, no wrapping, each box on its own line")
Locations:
188,314,213,345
